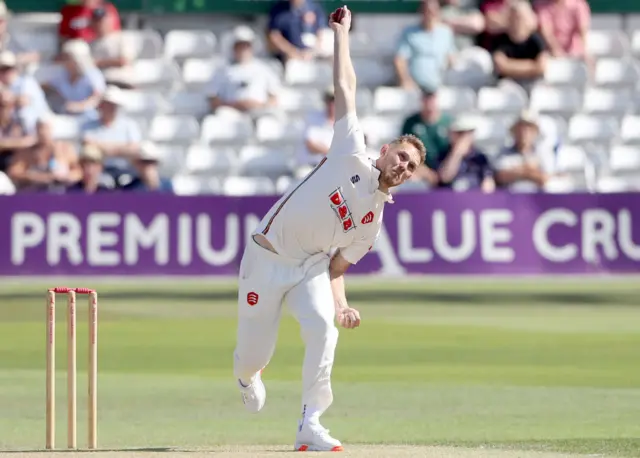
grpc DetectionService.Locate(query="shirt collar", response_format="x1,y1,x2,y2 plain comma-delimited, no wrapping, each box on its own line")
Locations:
367,152,394,204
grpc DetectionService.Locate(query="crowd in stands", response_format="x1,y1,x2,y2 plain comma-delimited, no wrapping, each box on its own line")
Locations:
0,0,637,196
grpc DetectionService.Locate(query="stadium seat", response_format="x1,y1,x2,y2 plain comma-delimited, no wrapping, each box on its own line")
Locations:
184,144,237,175
529,84,582,116
167,91,210,118
238,145,293,178
182,58,223,91
32,62,64,84
620,115,640,144
148,115,200,144
444,46,494,89
50,115,80,140
13,30,58,60
223,176,276,196
130,116,149,138
355,88,374,116
373,86,421,115
360,116,403,149
171,175,205,195
568,114,619,144
284,59,332,87
594,58,640,87
597,175,634,192
438,86,477,113
120,90,167,116
278,87,323,114
609,145,640,172
631,30,640,57
352,58,395,88
464,114,509,144
544,58,589,86
130,59,181,90
554,144,588,173
477,86,527,114
200,113,254,145
255,115,304,145
121,30,164,59
164,30,217,61
543,176,583,193
586,30,629,58
582,87,632,115
155,144,186,177
275,175,297,194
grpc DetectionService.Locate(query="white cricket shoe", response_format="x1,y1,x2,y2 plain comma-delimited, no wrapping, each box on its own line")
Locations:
238,371,265,413
295,421,343,452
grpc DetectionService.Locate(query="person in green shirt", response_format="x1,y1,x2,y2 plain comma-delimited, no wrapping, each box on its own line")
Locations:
400,88,452,186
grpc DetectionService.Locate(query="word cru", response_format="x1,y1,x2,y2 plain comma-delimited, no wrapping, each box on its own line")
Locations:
328,188,356,233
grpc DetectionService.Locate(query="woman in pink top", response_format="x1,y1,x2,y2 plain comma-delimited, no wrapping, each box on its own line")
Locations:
534,0,591,59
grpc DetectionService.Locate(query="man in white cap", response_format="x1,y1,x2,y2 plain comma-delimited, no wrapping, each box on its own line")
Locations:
80,84,142,177
65,143,113,193
494,109,550,192
122,141,173,193
208,25,280,115
232,5,426,452
437,115,495,192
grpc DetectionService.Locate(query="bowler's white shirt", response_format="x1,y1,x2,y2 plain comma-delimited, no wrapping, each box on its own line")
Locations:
255,113,392,265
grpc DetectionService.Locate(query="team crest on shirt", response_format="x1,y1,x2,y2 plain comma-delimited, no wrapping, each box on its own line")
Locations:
328,187,356,233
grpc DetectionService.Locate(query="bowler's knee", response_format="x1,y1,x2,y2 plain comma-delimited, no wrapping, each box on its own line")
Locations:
302,318,339,349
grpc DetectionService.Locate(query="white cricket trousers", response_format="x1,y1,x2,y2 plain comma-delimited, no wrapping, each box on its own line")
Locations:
233,238,339,422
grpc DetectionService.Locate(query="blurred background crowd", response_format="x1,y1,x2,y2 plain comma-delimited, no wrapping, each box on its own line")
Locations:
0,0,637,196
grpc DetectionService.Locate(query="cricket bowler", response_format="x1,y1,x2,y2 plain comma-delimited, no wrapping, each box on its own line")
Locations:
233,4,426,452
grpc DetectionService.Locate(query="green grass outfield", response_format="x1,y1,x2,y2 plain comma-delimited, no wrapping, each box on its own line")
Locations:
0,277,639,456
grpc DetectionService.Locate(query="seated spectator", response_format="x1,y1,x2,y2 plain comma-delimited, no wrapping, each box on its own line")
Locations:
494,110,550,192
437,116,495,192
477,0,509,53
534,0,590,60
122,142,173,193
440,0,486,50
7,119,80,192
80,85,142,177
0,170,14,194
41,39,106,118
296,86,335,175
65,144,113,193
0,2,40,65
89,7,135,89
267,0,328,66
0,51,51,134
58,0,121,46
492,0,548,92
394,0,456,92
0,91,36,174
208,26,280,116
400,88,452,187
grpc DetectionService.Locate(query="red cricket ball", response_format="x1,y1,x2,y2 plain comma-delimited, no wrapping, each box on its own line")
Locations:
331,7,346,23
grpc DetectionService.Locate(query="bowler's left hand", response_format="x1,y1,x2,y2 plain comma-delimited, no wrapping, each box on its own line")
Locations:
337,307,361,329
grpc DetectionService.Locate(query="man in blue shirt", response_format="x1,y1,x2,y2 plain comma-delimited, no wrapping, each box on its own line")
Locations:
122,141,173,193
437,116,495,192
267,0,328,65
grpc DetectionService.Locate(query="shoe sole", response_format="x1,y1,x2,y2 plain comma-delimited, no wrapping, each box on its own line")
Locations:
296,444,343,452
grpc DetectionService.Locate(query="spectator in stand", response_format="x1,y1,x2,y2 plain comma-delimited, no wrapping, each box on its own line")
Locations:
208,26,280,116
400,88,452,187
58,0,120,45
440,0,486,50
0,51,51,134
494,110,550,191
0,2,40,65
437,116,495,192
65,143,113,193
534,0,591,60
394,0,456,92
0,91,36,175
89,7,135,89
7,119,80,192
122,141,173,193
41,39,106,118
477,0,510,53
80,85,142,177
492,0,547,92
295,85,335,177
267,0,328,66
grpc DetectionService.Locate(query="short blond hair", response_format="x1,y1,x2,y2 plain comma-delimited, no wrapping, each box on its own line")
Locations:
390,134,426,166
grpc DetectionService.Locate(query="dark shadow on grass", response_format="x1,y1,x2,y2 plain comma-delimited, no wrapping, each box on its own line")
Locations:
1,290,639,307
